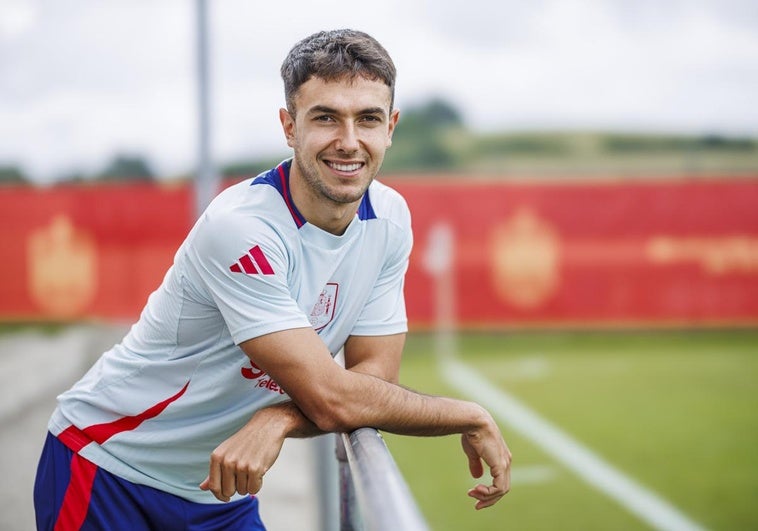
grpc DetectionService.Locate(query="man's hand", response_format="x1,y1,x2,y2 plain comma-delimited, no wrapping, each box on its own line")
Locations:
461,414,512,510
199,408,290,502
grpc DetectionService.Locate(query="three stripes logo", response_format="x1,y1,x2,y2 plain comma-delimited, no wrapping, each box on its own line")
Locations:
229,245,275,275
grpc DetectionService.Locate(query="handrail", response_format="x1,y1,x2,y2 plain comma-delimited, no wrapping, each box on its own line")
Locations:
336,428,429,531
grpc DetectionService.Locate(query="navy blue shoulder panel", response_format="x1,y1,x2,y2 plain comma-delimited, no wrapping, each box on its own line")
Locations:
251,160,306,228
357,190,377,220
250,165,279,189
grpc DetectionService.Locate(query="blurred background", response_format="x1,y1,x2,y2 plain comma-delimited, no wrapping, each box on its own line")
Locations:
1,1,756,530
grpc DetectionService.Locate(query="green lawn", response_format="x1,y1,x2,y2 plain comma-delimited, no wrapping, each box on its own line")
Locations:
384,330,758,531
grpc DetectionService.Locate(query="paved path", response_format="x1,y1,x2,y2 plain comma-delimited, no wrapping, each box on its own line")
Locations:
0,325,323,531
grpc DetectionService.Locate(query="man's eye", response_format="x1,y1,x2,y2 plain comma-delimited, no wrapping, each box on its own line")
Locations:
315,115,334,122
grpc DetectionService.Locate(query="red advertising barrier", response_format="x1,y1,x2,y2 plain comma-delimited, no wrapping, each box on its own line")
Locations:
397,177,758,328
1,177,756,328
0,183,191,321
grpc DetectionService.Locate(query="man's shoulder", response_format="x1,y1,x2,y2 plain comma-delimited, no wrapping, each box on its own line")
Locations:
206,174,291,227
187,176,296,263
368,178,405,201
367,179,411,226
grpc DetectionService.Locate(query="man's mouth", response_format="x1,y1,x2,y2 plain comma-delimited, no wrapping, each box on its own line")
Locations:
325,161,364,173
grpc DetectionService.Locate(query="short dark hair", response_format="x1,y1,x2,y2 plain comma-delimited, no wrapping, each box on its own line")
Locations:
281,29,396,113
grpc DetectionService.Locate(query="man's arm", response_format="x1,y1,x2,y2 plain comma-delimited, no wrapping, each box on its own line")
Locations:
200,334,405,501
342,333,404,383
240,327,492,436
203,328,511,509
343,333,513,509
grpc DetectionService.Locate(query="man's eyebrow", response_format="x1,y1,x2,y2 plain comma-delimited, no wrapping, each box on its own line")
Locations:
358,107,388,116
306,105,338,115
306,105,387,116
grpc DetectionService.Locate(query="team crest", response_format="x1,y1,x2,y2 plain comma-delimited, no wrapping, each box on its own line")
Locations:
309,283,338,331
27,215,97,317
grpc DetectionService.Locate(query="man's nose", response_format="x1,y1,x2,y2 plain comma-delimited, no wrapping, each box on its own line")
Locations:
335,122,359,153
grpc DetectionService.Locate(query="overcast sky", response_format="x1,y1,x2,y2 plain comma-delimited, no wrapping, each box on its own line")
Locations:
1,0,757,184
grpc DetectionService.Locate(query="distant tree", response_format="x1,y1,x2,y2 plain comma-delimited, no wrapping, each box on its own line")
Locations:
383,97,465,171
392,98,463,140
0,165,29,185
699,134,756,151
96,154,154,182
408,98,464,129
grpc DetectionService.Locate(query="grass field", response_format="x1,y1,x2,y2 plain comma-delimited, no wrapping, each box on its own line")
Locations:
384,329,758,531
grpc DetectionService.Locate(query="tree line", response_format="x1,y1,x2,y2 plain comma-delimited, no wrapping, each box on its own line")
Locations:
3,98,757,185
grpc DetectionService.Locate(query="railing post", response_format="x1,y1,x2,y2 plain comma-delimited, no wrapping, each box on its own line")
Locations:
336,433,362,530
337,428,429,531
315,434,340,531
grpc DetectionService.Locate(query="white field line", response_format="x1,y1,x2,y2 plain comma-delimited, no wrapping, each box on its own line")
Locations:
440,355,707,531
510,465,556,485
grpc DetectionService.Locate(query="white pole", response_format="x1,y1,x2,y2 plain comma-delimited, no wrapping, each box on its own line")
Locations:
194,0,218,218
422,222,456,358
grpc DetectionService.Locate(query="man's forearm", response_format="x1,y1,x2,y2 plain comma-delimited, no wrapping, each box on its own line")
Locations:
257,378,487,442
254,400,325,439
290,368,491,439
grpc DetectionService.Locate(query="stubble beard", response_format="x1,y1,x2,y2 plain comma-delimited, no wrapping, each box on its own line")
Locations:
295,156,374,206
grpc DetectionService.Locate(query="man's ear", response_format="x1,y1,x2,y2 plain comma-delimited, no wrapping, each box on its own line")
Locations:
386,108,400,147
279,108,296,148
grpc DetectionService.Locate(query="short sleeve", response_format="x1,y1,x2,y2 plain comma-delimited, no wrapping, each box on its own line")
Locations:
186,210,311,345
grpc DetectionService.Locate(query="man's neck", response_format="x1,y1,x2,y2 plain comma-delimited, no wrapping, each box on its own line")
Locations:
288,165,359,236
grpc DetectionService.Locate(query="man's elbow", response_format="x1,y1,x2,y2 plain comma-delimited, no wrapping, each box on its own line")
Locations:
303,397,360,433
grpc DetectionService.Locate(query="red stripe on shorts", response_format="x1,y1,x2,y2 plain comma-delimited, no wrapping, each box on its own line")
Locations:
54,454,98,531
53,381,190,530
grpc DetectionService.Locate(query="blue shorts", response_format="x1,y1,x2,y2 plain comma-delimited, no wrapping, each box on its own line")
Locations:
34,432,266,530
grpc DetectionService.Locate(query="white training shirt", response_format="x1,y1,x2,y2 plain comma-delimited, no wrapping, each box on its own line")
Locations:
49,159,413,503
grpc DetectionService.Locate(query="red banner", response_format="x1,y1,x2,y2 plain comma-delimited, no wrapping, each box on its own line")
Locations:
0,183,191,320
1,177,756,328
397,178,758,328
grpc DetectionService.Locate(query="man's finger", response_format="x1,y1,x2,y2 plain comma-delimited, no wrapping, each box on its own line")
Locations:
467,484,506,510
236,471,249,496
247,473,263,496
490,464,510,492
205,461,231,502
221,462,237,500
461,435,484,478
468,455,484,478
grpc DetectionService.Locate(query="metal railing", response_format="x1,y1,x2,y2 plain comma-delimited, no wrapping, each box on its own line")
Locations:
336,428,429,531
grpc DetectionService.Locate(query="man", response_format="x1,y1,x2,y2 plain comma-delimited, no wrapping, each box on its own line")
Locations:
34,29,511,530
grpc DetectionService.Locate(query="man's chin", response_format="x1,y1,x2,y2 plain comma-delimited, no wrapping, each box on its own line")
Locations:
323,185,368,205
326,192,365,205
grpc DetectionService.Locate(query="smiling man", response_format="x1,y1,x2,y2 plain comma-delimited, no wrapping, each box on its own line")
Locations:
34,29,511,530
281,74,398,233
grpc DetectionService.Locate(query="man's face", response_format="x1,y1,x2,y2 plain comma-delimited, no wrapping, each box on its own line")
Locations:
280,75,399,206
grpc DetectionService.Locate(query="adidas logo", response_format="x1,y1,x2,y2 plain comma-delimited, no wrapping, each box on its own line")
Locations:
229,245,275,275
